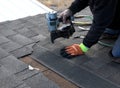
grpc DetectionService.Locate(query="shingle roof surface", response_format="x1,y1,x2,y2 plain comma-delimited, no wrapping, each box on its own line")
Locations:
0,14,59,88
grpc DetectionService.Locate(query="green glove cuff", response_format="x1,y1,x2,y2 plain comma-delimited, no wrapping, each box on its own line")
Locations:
79,43,89,53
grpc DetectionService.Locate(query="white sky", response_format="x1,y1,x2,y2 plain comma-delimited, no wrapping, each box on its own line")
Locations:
0,0,53,22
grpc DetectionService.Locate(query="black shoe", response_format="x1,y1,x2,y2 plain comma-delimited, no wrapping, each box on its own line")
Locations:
109,50,120,64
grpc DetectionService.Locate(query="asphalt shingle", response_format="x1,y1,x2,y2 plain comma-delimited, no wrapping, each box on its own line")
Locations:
31,44,120,88
16,83,31,88
31,34,47,42
0,48,9,59
108,72,120,86
15,68,39,81
0,66,13,79
0,13,60,88
0,29,17,37
24,73,59,88
0,35,10,44
15,27,39,38
11,46,33,58
5,19,35,31
0,75,23,88
0,41,22,52
8,34,34,46
0,55,28,74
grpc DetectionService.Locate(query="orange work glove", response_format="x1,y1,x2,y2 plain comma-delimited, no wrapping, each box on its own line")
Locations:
60,43,89,59
65,44,84,56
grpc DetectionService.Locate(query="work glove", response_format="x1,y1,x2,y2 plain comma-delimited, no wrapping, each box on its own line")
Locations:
59,9,73,23
60,43,89,59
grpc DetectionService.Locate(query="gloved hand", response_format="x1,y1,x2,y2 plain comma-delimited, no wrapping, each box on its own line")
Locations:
60,43,89,59
59,9,72,23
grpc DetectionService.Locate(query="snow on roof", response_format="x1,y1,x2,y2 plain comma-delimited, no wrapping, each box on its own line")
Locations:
0,0,53,22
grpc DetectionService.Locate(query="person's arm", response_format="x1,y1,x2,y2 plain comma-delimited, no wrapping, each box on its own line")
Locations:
83,0,118,48
68,0,89,15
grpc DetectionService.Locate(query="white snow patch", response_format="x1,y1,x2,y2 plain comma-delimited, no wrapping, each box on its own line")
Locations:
0,0,54,22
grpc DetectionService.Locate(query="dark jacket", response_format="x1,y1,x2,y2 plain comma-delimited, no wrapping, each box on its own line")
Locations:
69,0,120,48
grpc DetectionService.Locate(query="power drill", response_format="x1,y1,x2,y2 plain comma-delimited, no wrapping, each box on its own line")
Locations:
46,11,75,43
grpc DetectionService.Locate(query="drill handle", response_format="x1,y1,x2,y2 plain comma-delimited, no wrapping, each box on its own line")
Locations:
58,16,73,23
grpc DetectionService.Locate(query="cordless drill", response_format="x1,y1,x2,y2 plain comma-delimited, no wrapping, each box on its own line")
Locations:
46,11,75,43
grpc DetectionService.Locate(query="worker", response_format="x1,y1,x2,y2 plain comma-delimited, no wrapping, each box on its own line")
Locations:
60,0,120,63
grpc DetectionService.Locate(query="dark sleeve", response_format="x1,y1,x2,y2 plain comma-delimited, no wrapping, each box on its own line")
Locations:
68,0,89,15
83,0,118,48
